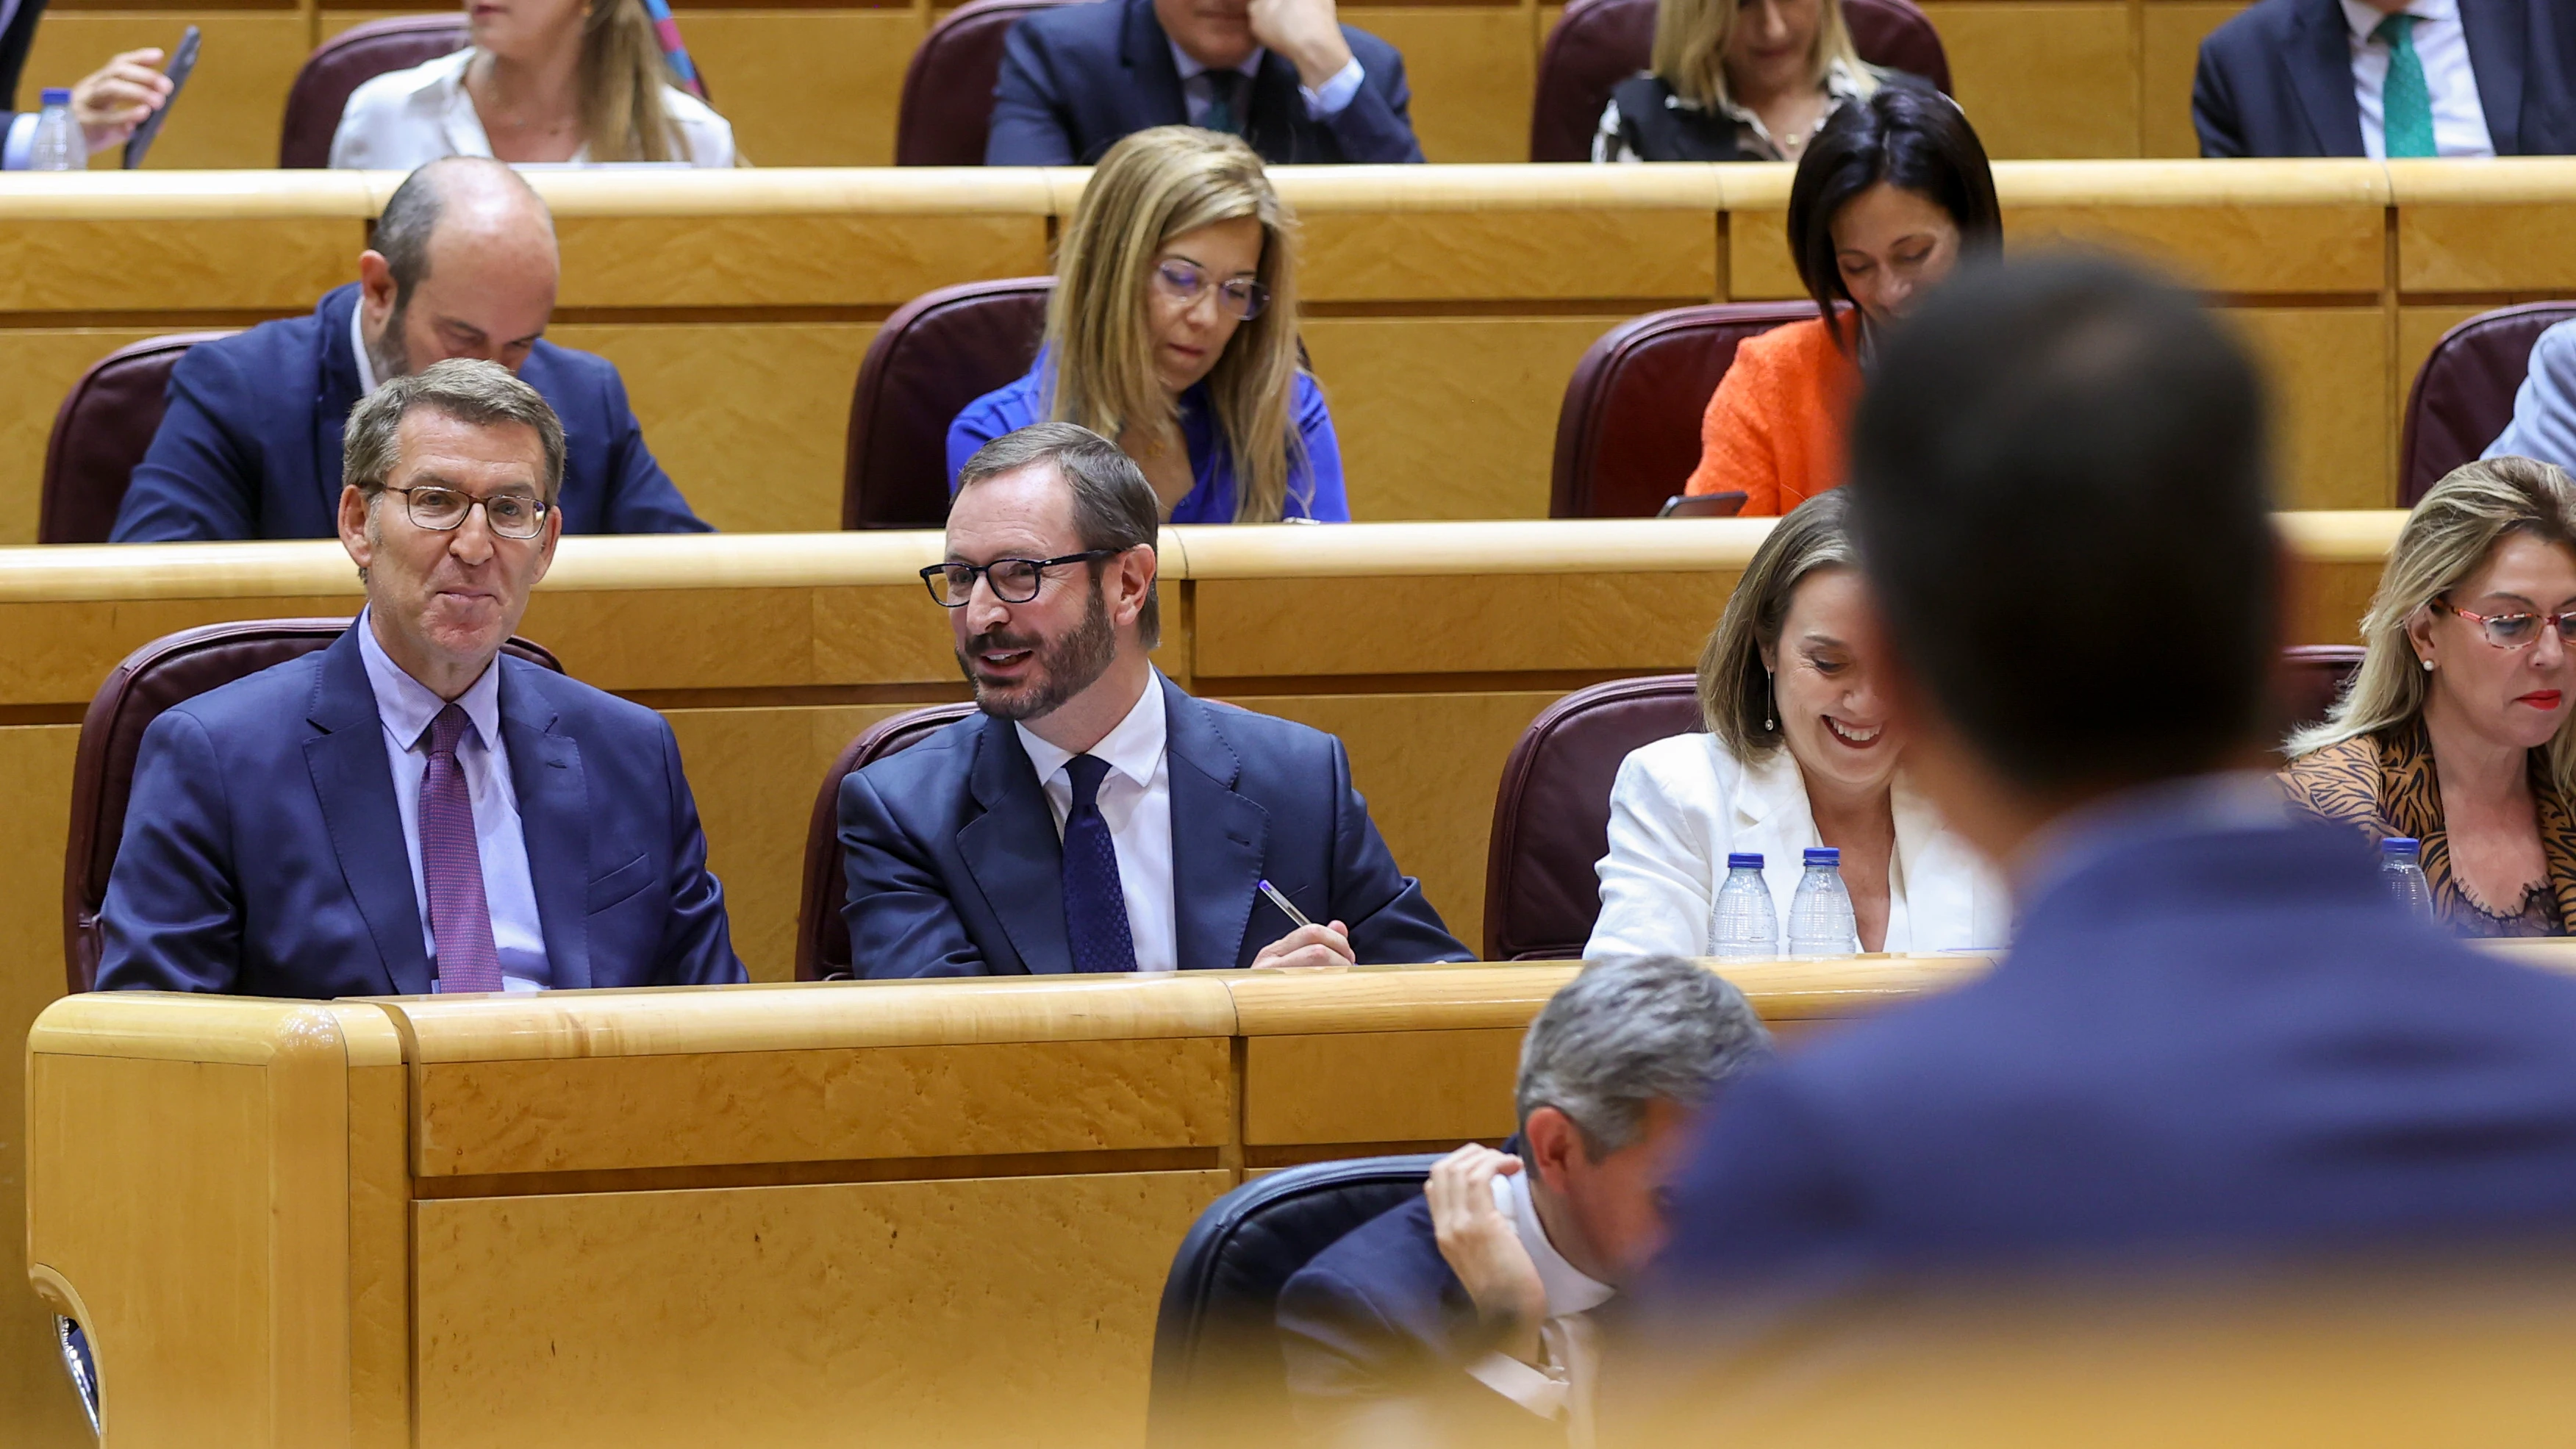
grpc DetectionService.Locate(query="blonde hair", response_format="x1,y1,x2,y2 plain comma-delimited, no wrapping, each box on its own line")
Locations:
1652,0,1878,113
576,0,681,162
2289,457,2576,801
1044,127,1307,523
1698,490,1855,759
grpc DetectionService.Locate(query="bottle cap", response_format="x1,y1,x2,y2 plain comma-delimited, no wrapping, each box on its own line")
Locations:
40,88,69,104
1725,852,1763,870
2381,836,2421,856
1803,847,1840,866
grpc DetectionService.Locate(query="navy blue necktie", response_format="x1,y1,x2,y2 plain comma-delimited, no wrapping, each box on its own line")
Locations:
1062,754,1138,974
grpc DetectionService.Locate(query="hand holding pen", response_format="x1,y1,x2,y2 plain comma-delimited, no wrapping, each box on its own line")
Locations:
1251,878,1356,970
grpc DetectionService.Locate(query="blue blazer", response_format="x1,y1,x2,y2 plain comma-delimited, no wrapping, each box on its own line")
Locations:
2192,0,2576,157
112,283,711,542
836,674,1470,976
95,625,745,998
1276,1195,1563,1445
987,0,1423,166
1648,816,2576,1301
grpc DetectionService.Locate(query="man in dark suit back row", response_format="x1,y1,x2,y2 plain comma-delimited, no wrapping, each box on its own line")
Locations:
837,421,1467,975
988,0,1423,165
2194,0,2574,157
114,157,708,542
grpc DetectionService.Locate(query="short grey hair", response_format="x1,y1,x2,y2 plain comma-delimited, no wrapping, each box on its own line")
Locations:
343,357,568,505
1515,957,1772,1157
956,421,1161,647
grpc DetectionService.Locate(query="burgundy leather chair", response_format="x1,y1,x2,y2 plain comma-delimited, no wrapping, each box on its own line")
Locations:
1550,301,1815,518
2273,645,2364,747
42,332,236,545
278,16,471,168
795,701,981,980
65,619,564,994
2398,303,2576,507
845,277,1055,529
895,0,1076,165
1529,0,1950,162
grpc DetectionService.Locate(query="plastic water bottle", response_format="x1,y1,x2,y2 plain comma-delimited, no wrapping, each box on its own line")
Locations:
1786,847,1858,958
1709,851,1778,959
29,89,79,172
2380,837,2433,920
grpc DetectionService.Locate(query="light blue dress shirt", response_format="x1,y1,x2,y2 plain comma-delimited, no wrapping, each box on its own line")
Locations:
2488,321,2576,476
356,609,551,992
1167,40,1365,122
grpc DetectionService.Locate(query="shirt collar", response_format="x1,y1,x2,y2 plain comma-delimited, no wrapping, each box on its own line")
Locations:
1168,38,1263,82
355,606,504,754
349,297,380,397
1015,671,1167,792
1501,1167,1617,1319
2342,0,2454,43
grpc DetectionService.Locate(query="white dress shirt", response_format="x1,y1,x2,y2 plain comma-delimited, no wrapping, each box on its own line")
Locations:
329,48,737,170
1461,1170,1617,1447
357,610,551,992
2341,0,2493,160
1168,40,1366,124
350,301,382,397
1015,676,1178,973
1586,733,2012,959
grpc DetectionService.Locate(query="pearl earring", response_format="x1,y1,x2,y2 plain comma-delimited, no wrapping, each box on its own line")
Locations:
2423,657,2436,672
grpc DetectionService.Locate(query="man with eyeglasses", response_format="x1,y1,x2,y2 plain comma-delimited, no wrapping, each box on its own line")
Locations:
836,420,1468,976
96,359,744,998
112,155,709,542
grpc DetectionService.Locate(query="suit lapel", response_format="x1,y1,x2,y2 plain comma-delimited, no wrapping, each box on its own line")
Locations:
500,662,591,990
2288,0,2366,155
315,284,366,526
2459,0,2525,154
1123,0,1192,146
956,715,1069,973
301,626,432,996
1163,679,1270,970
1244,53,1307,162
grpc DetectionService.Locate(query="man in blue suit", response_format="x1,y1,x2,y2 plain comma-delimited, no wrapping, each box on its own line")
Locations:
2192,0,2575,158
838,421,1467,976
111,157,708,543
1644,260,2576,1326
1278,958,1771,1447
97,359,743,998
987,0,1423,165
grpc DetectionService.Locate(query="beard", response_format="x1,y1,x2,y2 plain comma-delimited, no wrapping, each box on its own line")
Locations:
956,585,1117,722
365,301,413,384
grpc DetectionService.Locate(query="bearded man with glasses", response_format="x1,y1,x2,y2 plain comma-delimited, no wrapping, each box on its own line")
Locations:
96,359,744,998
837,420,1469,977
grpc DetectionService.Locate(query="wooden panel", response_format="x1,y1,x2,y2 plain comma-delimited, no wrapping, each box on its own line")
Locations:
411,1037,1235,1176
1245,1027,1524,1143
679,11,923,168
23,13,309,171
0,213,359,312
1341,7,1534,164
1300,314,1624,521
553,212,1049,309
1916,2,2137,160
545,321,879,535
1285,171,1720,303
0,328,169,543
2139,4,2244,158
2233,307,2392,511
2392,162,2576,294
1220,691,1567,952
1192,570,1731,676
411,1172,1232,1445
2004,201,2383,295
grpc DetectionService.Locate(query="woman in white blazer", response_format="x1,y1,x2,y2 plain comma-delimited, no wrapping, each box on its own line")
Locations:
1587,491,2010,957
331,0,734,169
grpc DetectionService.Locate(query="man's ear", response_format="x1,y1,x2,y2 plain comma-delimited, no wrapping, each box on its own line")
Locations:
337,484,374,571
1115,545,1158,629
1522,1106,1581,1196
356,250,397,316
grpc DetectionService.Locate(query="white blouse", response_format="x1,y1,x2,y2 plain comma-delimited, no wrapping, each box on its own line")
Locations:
1585,732,2011,959
329,49,737,170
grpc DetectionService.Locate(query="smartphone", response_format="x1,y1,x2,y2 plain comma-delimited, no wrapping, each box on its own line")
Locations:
1657,491,1750,519
120,25,199,171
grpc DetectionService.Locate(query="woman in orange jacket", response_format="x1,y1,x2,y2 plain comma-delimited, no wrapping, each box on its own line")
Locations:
1684,84,2003,515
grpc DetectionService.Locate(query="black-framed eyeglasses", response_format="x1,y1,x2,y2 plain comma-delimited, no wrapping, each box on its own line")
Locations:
2438,598,2576,650
920,550,1118,607
384,484,551,540
1153,259,1270,321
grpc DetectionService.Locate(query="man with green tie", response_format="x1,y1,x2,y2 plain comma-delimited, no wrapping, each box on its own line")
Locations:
2189,0,2575,160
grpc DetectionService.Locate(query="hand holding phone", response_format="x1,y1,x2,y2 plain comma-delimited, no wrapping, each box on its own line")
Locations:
116,26,198,169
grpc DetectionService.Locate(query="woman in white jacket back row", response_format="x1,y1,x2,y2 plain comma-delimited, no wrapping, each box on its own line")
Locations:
1586,490,2012,958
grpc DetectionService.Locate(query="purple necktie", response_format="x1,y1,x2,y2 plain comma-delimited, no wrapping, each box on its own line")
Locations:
1062,754,1138,973
419,704,503,993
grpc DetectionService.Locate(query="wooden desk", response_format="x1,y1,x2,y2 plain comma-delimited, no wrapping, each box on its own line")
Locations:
21,957,1975,1447
0,162,2567,543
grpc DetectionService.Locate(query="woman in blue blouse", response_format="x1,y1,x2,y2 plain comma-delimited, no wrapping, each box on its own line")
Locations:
947,126,1348,523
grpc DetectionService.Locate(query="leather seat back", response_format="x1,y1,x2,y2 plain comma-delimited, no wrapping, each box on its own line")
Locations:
1551,301,1814,518
797,701,982,979
2399,303,2576,505
845,279,1056,529
895,0,1076,165
279,16,471,168
42,332,237,545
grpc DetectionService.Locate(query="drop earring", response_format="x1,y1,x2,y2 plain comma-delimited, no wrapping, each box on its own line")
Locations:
1764,669,1777,732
